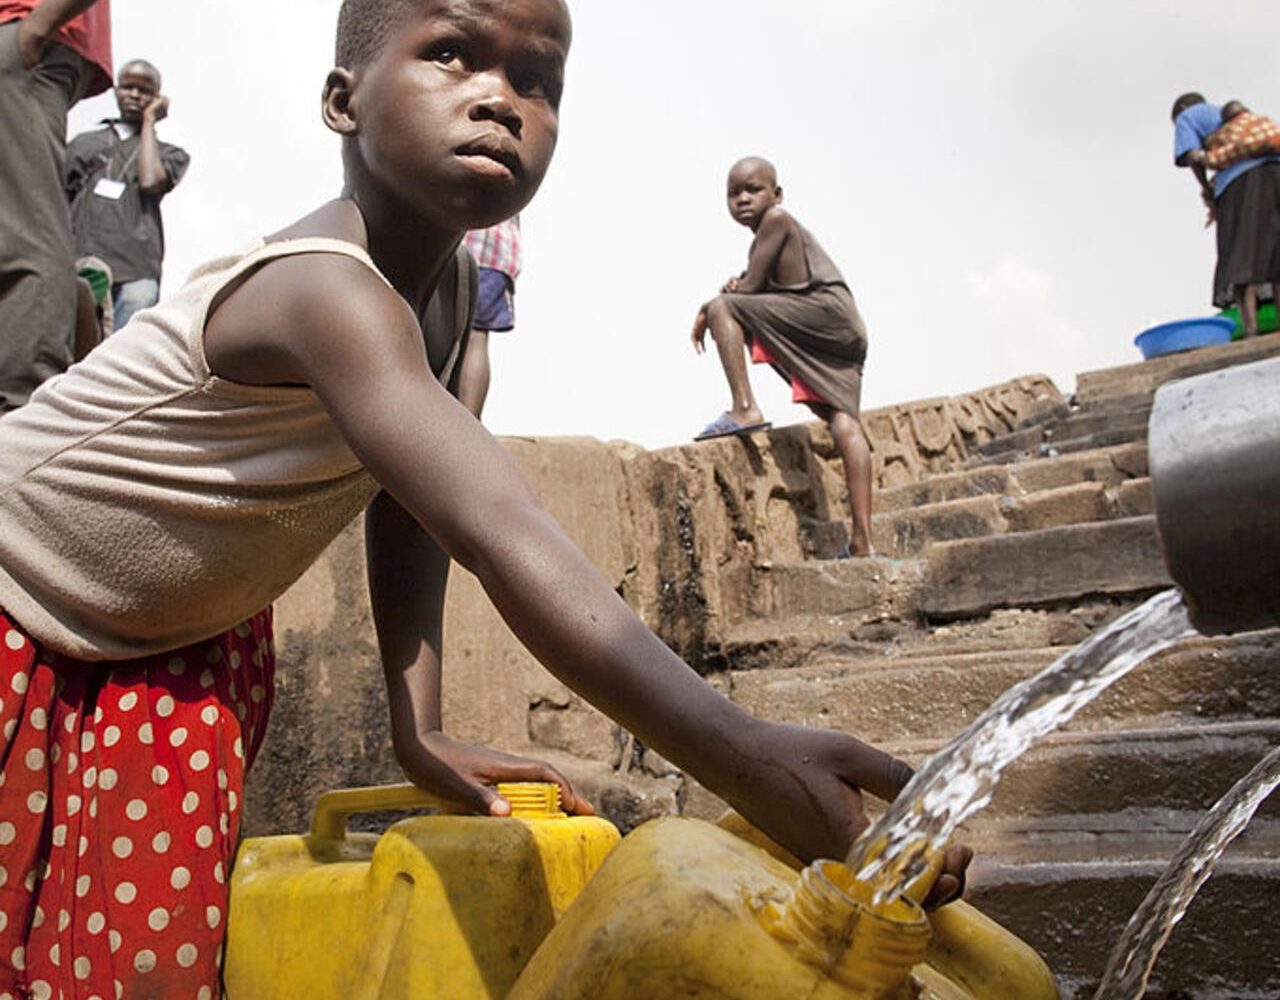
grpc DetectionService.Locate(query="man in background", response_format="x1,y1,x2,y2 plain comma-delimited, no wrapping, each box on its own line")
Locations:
0,0,112,412
66,57,189,331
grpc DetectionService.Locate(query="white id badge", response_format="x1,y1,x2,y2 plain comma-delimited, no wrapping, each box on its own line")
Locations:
93,177,126,200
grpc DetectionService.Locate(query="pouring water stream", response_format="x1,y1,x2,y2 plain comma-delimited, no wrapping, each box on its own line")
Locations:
845,588,1196,902
1091,743,1280,1000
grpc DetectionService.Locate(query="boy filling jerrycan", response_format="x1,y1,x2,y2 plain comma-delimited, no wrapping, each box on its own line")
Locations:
224,782,619,999
507,815,1059,1000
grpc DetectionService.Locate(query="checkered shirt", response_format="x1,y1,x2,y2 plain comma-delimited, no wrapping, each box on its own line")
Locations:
463,215,522,280
1204,112,1280,170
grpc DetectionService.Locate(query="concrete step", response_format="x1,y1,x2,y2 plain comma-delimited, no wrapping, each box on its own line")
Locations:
1065,387,1162,419
1004,441,1147,494
726,632,1280,744
966,831,1280,1000
1036,422,1152,460
872,442,1147,514
1041,405,1152,446
972,424,1048,459
884,719,1280,823
872,481,1128,559
881,480,1157,555
919,516,1172,620
710,598,1146,673
1074,332,1280,406
752,552,921,620
752,514,1170,630
976,418,1151,467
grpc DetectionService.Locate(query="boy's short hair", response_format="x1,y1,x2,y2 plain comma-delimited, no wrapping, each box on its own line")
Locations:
119,58,161,87
1171,91,1206,122
335,0,419,69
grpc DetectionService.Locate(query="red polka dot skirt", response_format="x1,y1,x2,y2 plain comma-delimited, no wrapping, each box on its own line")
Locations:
0,608,274,1000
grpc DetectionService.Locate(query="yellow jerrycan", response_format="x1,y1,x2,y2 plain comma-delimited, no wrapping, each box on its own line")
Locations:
224,782,620,1000
507,816,1059,1000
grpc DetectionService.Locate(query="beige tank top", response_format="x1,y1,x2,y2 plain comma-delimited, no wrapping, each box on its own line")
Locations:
0,236,471,660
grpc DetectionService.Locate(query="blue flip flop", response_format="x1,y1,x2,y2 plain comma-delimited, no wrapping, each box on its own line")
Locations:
693,413,772,441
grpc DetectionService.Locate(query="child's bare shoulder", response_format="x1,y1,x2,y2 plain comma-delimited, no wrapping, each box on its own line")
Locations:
205,246,416,387
759,205,801,236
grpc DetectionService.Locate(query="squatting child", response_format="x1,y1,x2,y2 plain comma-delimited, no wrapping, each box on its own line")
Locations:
0,3,967,996
691,157,876,557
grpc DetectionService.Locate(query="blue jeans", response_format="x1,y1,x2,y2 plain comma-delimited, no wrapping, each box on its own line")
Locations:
111,278,160,331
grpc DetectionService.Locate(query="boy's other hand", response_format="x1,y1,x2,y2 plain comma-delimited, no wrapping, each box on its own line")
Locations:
690,305,709,353
144,94,170,123
398,730,595,817
727,721,971,904
721,276,742,294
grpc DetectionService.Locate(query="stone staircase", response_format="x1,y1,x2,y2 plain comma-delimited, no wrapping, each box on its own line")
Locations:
682,335,1280,999
255,334,1280,1000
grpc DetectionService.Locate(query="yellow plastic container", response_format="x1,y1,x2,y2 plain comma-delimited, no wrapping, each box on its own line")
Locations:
507,817,1059,1000
224,783,620,1000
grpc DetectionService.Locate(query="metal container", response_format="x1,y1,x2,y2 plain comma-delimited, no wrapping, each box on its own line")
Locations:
1149,355,1280,635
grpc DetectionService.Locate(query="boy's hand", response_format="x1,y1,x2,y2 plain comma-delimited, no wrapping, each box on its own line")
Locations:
690,304,709,353
144,94,170,123
1186,148,1206,166
397,730,595,817
721,275,742,294
726,721,971,906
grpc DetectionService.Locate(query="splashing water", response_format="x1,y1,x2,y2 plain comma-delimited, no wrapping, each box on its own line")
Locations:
1091,743,1280,1000
847,588,1195,902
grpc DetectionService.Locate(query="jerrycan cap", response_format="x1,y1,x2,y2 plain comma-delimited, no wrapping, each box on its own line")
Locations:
497,782,567,819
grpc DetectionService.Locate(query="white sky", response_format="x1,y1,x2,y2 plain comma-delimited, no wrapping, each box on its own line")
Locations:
69,1,1280,449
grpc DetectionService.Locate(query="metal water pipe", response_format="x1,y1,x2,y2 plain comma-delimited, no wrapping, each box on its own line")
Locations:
1148,355,1280,635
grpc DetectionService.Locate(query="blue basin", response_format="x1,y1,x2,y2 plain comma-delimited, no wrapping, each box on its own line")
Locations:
1135,317,1235,360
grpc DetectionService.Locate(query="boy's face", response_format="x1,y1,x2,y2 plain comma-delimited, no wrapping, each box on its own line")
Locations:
346,0,571,232
115,65,160,123
726,162,781,231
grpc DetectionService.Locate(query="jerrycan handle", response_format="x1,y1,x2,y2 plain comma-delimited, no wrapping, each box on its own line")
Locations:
311,783,468,841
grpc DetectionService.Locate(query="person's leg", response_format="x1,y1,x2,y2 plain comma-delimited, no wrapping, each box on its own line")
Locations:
704,296,764,426
1238,283,1259,338
0,32,91,411
456,329,491,419
110,278,161,332
828,408,876,557
0,607,274,999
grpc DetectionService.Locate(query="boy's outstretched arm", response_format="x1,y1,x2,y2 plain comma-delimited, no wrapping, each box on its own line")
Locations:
215,252,966,897
365,488,594,817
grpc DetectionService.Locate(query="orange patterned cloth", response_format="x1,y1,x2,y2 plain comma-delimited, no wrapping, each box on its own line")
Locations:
1204,111,1280,170
0,608,274,999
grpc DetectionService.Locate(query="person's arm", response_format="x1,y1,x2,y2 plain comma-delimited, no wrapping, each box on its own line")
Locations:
214,255,905,858
733,209,790,294
208,252,967,900
366,488,593,816
136,96,172,195
454,330,491,419
1173,113,1216,209
15,0,101,68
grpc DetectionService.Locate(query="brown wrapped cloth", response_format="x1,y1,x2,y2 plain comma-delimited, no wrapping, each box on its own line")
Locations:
720,223,869,418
